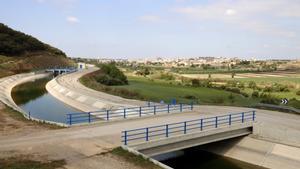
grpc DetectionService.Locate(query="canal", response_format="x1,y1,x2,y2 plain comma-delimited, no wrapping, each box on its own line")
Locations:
11,75,78,124
154,140,267,169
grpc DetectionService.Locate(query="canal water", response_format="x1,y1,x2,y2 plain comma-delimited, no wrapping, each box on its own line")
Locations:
154,145,266,169
11,76,78,124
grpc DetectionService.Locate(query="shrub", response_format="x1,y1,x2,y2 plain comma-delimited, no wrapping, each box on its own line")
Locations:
228,93,235,103
252,91,259,98
225,87,240,94
296,90,300,96
191,79,200,86
259,93,280,105
90,63,128,86
248,81,257,89
184,95,197,99
159,73,175,80
237,82,245,89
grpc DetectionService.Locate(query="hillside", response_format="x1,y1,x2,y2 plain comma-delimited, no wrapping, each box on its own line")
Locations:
0,23,74,77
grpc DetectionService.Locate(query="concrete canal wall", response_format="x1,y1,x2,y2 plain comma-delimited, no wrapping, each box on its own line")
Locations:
45,69,145,112
0,72,49,116
0,72,67,126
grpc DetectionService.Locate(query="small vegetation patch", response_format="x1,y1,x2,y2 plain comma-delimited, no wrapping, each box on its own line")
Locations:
0,157,66,169
111,147,162,169
87,63,128,86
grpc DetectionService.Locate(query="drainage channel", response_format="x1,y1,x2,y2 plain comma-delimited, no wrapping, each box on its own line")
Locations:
11,75,78,124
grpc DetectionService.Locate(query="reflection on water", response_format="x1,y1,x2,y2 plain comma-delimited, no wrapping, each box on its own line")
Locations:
12,77,52,105
12,76,77,123
156,148,266,169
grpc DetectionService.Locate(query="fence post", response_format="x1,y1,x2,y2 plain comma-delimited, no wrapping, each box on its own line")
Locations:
252,111,256,121
88,112,91,123
166,125,169,137
180,103,183,112
215,116,218,128
124,108,126,119
28,111,31,119
146,128,149,141
184,122,187,134
124,131,128,145
106,110,109,121
242,112,244,123
191,102,193,110
200,119,203,131
229,114,232,125
154,105,156,115
167,104,170,113
68,114,72,125
139,107,142,117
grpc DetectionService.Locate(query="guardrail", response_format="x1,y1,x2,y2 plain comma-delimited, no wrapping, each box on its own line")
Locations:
121,110,256,145
66,103,193,125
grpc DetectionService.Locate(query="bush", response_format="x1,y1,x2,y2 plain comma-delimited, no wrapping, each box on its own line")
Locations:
263,84,290,92
159,73,175,80
252,91,259,98
90,63,128,86
184,95,197,99
237,82,245,89
259,93,280,105
297,90,300,96
225,87,240,94
228,93,235,103
191,79,200,86
248,81,257,89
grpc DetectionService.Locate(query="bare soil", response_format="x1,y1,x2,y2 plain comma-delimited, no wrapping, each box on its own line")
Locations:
0,102,57,138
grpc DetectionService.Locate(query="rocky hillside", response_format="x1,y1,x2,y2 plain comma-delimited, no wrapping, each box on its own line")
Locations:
0,23,74,77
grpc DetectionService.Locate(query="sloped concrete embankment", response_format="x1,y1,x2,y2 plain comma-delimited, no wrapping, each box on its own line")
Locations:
0,72,67,126
200,121,300,169
45,71,145,112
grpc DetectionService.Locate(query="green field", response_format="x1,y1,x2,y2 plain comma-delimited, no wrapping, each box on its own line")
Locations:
81,67,300,109
112,76,260,107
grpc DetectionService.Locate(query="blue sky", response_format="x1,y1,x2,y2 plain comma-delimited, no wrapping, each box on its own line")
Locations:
0,0,299,59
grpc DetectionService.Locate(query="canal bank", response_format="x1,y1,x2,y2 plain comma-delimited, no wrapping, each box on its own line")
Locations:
11,76,78,124
0,72,70,126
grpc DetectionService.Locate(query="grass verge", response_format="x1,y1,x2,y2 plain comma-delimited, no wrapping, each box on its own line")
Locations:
0,157,66,169
111,147,162,169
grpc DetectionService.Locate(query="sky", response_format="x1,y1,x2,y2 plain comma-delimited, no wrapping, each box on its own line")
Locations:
0,0,300,60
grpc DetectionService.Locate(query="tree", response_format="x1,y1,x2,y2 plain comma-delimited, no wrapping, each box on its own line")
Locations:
231,72,236,78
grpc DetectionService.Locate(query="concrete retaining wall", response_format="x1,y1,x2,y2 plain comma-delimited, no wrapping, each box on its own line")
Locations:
200,136,300,169
253,122,300,147
0,72,67,126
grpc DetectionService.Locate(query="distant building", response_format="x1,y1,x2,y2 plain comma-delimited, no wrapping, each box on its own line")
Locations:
77,62,86,69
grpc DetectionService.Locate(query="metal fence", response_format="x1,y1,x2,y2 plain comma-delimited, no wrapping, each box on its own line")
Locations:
66,103,193,125
121,110,256,145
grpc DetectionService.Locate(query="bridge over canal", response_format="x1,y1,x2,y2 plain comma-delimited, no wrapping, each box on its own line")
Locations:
122,111,255,157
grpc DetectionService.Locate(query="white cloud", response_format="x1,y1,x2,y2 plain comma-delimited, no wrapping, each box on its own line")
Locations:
66,16,79,23
174,0,299,37
225,9,236,16
139,15,161,23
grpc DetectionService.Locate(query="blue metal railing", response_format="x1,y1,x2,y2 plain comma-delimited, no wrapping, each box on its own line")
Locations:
121,110,256,145
66,103,193,125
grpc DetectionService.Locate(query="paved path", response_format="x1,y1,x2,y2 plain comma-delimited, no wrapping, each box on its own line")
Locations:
46,68,146,112
1,106,300,168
